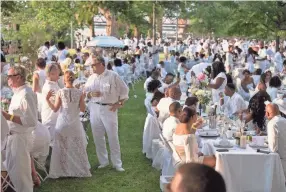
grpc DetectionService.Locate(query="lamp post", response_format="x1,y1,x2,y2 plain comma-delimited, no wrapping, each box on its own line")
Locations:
175,16,178,52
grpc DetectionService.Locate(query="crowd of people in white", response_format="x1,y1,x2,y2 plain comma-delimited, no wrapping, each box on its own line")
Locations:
1,35,286,191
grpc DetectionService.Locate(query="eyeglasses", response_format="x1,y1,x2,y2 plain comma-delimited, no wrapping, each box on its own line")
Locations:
6,74,20,79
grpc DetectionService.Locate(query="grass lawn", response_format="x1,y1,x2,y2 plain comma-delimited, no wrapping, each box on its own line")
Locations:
35,80,161,192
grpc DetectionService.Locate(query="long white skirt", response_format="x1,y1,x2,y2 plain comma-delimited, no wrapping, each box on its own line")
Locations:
49,116,91,178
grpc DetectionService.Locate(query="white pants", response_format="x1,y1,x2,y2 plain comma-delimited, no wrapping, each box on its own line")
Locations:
89,103,122,168
6,133,33,192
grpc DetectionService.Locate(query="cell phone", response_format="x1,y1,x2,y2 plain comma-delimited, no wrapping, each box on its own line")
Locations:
177,72,180,78
216,149,229,152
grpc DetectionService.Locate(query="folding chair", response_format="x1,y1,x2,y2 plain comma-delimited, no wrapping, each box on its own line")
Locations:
32,157,49,182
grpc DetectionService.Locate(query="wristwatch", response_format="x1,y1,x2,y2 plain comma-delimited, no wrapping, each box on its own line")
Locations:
118,101,123,106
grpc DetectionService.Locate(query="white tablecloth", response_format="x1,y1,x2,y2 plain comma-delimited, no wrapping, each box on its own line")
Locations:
201,140,286,192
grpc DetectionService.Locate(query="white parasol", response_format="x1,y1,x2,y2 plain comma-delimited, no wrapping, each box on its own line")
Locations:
86,36,124,48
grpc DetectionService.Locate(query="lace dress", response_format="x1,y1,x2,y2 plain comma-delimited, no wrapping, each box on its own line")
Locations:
49,88,91,178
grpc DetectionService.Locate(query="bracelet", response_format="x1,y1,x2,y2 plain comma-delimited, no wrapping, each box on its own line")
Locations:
191,124,197,130
9,114,14,121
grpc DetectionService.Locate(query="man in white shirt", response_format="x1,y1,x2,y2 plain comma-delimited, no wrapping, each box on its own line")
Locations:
258,41,269,72
2,66,38,192
158,73,180,94
162,102,182,141
85,56,129,172
273,48,284,74
265,103,286,176
220,83,247,116
157,86,182,123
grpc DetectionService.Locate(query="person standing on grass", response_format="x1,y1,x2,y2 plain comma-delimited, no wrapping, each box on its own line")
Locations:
47,70,91,178
85,55,129,172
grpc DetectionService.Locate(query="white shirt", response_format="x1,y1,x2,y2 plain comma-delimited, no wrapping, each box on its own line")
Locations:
161,68,167,79
47,45,58,61
157,97,176,123
8,85,38,134
144,77,154,91
190,62,211,77
41,80,61,124
221,92,247,116
162,116,180,141
267,115,286,175
84,69,129,104
1,113,9,150
211,72,227,103
274,52,283,73
266,87,278,101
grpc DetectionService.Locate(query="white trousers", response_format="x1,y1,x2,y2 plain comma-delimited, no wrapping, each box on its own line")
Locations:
6,133,33,192
89,103,122,168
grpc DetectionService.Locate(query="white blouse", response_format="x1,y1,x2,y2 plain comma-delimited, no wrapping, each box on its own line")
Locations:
211,72,227,103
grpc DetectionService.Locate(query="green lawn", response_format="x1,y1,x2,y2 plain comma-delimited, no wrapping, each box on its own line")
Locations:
35,80,161,192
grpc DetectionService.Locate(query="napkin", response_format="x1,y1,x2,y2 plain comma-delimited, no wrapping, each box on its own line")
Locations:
219,139,231,146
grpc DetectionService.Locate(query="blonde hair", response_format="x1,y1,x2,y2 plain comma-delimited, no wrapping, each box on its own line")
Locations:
46,64,59,77
64,70,75,84
10,65,26,81
60,58,72,72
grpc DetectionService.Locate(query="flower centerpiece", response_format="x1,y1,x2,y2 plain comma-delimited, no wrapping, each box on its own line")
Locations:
194,89,212,106
1,88,13,112
197,72,209,88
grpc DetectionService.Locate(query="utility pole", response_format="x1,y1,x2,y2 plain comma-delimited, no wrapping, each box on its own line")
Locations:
152,2,156,46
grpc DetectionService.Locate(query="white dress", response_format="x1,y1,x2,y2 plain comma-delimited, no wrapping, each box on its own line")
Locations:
211,72,227,103
49,88,91,178
34,69,46,113
41,80,60,143
266,87,278,101
245,54,255,73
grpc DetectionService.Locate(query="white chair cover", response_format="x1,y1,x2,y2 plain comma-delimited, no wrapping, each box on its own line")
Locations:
142,114,161,159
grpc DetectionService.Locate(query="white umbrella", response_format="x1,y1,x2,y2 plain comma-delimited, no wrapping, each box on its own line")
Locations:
86,36,124,48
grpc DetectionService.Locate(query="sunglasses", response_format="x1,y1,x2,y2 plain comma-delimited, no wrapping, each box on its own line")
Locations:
6,74,20,79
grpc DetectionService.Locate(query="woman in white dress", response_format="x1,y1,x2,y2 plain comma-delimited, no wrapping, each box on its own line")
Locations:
266,76,282,101
177,56,189,79
225,45,234,73
47,70,91,178
41,64,60,143
172,107,215,167
238,69,255,101
32,58,46,114
245,47,256,73
207,61,227,104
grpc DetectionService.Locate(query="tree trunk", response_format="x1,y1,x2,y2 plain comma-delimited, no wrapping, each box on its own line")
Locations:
134,26,140,41
276,34,280,52
89,21,95,38
98,7,118,37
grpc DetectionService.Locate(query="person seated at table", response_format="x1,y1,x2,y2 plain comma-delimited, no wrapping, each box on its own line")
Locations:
273,96,286,118
158,73,180,94
183,96,198,110
241,91,271,135
265,103,286,176
238,69,255,101
166,163,226,192
162,102,182,141
220,83,247,117
145,80,162,114
144,70,160,91
263,70,272,88
266,76,282,101
173,107,216,167
157,86,182,123
150,91,165,117
252,69,262,87
112,58,125,79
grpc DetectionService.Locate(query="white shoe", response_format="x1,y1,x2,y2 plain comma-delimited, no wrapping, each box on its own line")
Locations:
115,167,125,172
98,164,109,169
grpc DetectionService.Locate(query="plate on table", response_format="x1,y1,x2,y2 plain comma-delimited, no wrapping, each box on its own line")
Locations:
249,143,268,148
199,131,220,137
214,144,233,148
